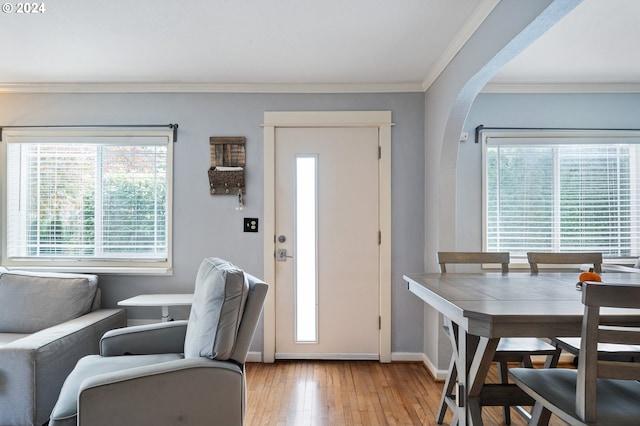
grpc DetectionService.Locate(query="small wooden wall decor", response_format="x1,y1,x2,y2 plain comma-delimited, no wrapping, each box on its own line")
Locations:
208,136,246,195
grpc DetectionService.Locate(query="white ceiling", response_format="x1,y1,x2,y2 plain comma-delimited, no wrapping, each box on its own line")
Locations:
0,0,638,92
489,0,640,90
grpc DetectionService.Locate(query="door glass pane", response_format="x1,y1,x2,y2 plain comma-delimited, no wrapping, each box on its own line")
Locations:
295,155,317,343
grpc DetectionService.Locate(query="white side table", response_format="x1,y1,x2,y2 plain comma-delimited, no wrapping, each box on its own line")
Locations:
118,294,193,322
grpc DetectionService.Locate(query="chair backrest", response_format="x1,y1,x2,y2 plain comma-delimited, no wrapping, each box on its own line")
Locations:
527,252,602,274
437,251,510,273
229,273,268,365
184,258,268,365
577,282,640,422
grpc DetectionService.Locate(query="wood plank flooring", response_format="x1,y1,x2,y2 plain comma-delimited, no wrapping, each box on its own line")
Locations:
245,360,569,426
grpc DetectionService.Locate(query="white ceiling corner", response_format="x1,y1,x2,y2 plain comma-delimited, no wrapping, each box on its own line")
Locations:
0,0,638,94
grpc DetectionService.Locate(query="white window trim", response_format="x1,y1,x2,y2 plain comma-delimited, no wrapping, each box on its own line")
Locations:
1,128,174,275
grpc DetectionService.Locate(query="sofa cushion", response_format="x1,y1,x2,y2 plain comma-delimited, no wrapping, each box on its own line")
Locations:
0,271,98,333
184,258,249,360
0,332,29,347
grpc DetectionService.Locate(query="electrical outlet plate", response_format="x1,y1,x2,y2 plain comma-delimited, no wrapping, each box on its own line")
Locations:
244,218,259,232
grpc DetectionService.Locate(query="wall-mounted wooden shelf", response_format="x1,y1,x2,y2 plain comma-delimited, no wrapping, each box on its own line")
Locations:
208,136,245,195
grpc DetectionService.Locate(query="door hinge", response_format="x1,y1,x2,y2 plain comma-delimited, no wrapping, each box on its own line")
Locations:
379,316,382,330
378,146,381,159
378,231,381,245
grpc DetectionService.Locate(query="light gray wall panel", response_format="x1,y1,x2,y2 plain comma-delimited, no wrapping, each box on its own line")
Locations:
0,92,425,353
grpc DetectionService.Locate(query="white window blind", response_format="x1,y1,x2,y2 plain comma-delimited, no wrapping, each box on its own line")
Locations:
484,132,640,261
2,130,173,272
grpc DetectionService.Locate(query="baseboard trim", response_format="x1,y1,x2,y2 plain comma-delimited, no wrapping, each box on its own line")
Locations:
275,352,379,360
116,332,575,369
420,353,448,381
390,352,424,362
246,351,263,363
416,352,576,383
126,319,158,326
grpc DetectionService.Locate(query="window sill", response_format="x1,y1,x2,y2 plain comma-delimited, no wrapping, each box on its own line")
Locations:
1,265,173,276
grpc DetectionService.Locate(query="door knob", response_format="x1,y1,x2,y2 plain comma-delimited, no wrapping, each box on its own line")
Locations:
276,248,293,261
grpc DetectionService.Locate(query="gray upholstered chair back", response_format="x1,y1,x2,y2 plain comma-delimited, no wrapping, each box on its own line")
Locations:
183,257,268,364
229,273,268,365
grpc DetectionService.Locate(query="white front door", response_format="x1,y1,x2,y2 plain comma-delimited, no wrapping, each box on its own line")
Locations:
274,127,380,359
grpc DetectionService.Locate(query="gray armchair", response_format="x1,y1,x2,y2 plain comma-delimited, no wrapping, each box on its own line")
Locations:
49,258,268,426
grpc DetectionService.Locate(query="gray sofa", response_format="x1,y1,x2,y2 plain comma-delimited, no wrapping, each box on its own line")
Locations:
0,268,127,426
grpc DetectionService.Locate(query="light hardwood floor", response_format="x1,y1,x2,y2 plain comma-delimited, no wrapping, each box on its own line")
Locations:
245,360,569,426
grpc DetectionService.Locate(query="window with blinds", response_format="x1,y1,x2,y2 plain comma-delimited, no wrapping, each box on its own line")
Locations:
483,131,640,262
1,129,173,272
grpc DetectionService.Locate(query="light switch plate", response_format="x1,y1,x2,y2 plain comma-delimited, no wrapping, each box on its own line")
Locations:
244,218,259,232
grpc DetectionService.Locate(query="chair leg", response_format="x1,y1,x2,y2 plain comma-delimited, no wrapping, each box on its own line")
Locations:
437,353,458,424
497,360,511,425
543,347,562,369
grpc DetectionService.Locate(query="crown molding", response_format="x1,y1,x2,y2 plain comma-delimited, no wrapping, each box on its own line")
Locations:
482,82,640,94
0,82,425,94
421,0,500,91
4,81,638,96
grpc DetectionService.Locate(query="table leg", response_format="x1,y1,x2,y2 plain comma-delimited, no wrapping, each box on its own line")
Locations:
436,349,458,424
467,336,499,426
438,318,461,424
451,322,486,425
161,305,171,322
445,319,499,426
456,323,469,426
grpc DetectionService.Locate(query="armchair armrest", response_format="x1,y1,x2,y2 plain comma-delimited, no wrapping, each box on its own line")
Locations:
77,358,244,426
0,309,126,426
100,320,188,356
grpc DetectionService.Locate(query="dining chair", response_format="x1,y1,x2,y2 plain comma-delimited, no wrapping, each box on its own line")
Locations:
438,251,510,273
527,252,602,274
527,251,640,365
436,252,561,425
509,281,640,425
553,336,640,364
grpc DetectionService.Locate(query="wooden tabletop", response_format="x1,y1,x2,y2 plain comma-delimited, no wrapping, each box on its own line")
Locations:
404,272,640,338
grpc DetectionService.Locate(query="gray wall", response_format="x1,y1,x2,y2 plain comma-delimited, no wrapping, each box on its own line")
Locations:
422,0,576,371
0,92,426,354
459,92,640,252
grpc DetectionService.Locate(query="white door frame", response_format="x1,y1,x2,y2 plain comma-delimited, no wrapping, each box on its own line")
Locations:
262,111,392,363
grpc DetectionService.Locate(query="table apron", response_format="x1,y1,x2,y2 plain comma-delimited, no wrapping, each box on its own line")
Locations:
466,318,583,338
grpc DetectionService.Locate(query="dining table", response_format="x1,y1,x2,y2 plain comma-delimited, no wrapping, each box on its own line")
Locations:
403,271,640,426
